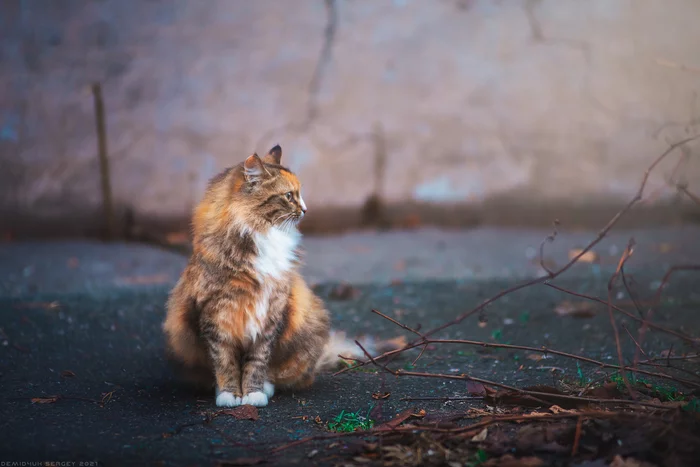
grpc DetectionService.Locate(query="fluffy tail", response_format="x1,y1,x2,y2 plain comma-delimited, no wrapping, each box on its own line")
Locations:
316,330,408,371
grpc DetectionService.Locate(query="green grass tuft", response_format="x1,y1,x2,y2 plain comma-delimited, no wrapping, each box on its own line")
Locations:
608,373,686,402
327,406,375,432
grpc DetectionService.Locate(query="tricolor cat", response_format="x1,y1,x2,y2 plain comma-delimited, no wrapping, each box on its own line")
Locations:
163,145,395,407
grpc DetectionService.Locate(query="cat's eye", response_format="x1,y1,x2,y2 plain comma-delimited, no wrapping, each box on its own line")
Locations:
285,192,293,201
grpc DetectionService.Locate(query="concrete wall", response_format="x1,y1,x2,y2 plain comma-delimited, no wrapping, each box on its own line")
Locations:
1,0,700,236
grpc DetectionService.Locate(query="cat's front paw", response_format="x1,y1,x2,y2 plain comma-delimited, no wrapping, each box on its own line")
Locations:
216,391,243,407
263,381,275,398
241,391,268,407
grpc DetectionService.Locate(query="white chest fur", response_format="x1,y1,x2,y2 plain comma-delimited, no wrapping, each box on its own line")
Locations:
245,227,300,341
253,227,300,280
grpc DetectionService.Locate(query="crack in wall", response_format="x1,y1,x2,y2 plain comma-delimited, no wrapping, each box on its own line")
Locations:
305,0,338,124
255,0,339,150
523,0,591,66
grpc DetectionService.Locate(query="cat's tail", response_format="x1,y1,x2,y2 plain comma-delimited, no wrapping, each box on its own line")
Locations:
316,330,408,372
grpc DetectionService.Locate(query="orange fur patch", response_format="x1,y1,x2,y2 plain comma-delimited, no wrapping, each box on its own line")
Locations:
281,277,310,343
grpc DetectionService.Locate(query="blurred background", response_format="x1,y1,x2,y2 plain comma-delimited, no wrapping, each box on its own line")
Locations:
1,0,699,241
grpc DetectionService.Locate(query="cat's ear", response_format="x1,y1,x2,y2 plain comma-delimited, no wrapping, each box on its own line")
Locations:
243,153,268,183
262,144,282,165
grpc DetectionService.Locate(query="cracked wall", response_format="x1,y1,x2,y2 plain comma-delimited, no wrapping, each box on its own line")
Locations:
1,0,700,233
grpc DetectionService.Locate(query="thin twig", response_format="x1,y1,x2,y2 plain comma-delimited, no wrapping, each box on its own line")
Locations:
636,264,700,365
367,308,700,388
572,416,583,456
371,309,424,338
539,219,560,276
337,137,700,376
399,396,484,402
545,283,698,346
607,238,637,398
677,184,700,206
354,340,680,409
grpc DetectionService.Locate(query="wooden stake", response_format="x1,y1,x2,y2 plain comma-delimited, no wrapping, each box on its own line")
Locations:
91,83,115,240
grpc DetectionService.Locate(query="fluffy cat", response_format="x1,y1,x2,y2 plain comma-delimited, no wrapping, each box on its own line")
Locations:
163,145,394,407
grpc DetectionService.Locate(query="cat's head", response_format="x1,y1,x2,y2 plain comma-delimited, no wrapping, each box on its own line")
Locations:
199,145,307,234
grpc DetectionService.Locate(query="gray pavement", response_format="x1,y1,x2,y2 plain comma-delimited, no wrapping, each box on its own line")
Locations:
0,227,699,466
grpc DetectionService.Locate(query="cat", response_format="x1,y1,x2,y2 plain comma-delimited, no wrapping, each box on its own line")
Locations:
163,145,398,407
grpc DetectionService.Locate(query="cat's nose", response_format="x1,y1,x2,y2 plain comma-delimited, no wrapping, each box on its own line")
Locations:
299,196,307,213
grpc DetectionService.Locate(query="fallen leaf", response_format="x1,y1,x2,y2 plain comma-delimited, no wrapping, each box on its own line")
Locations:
118,274,170,285
584,382,623,399
471,427,488,442
61,370,76,378
31,396,59,404
658,243,673,254
466,381,487,396
554,300,597,318
314,415,322,424
372,392,391,400
328,283,360,300
218,457,266,466
527,353,545,362
568,249,599,263
516,423,570,453
165,232,189,245
548,405,578,414
402,214,422,229
220,405,259,421
609,455,657,467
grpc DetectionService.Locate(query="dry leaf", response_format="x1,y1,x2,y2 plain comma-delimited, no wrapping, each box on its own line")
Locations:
402,214,422,229
466,381,487,396
372,392,391,400
328,283,360,300
609,455,657,467
118,274,170,285
61,370,76,378
548,405,578,414
220,405,259,421
554,301,597,318
527,353,545,362
658,243,673,253
471,428,488,442
165,232,189,245
314,415,322,424
568,249,598,263
31,396,59,404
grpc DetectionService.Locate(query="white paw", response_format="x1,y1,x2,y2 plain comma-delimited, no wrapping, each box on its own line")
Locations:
263,381,275,398
241,391,269,407
216,391,242,407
